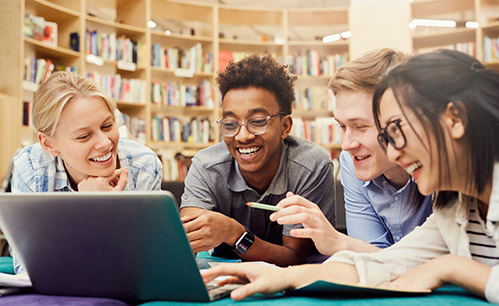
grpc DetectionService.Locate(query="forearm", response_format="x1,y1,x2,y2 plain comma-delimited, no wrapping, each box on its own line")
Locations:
334,233,381,254
285,261,360,289
443,254,491,297
240,237,312,267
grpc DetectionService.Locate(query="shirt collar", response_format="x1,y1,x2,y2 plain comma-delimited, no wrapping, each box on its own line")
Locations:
228,141,288,196
487,162,499,222
54,156,75,192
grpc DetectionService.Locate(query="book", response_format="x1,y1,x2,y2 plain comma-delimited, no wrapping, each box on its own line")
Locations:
289,280,431,297
42,21,58,47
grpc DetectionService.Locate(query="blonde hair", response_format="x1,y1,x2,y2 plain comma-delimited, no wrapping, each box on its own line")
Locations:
32,71,116,136
328,48,411,95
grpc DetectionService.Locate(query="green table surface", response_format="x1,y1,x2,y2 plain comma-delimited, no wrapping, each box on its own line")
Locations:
0,255,492,305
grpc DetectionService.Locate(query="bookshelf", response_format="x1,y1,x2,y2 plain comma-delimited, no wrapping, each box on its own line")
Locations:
410,0,499,67
1,0,350,182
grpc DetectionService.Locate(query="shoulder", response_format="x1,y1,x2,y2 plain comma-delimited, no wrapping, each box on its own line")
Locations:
118,138,160,167
285,135,332,171
192,142,233,170
14,143,54,172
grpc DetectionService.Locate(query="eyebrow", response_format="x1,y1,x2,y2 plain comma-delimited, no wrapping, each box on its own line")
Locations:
222,108,270,117
71,115,114,134
334,117,371,124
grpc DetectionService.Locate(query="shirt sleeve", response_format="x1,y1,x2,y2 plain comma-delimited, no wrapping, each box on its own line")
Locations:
485,264,499,304
180,156,216,211
340,151,392,248
326,211,449,286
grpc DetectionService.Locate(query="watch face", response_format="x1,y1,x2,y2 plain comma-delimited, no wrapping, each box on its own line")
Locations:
234,230,255,255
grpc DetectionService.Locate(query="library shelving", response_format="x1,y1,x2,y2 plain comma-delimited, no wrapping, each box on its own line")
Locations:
2,0,351,181
410,0,499,67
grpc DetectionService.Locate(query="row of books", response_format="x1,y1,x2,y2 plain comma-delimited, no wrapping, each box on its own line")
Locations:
85,29,146,67
483,36,499,63
151,116,212,143
151,80,214,108
23,56,77,86
120,113,147,144
152,43,213,73
219,50,283,72
87,72,147,103
292,117,341,145
157,151,192,182
416,42,476,58
287,52,348,76
23,14,58,47
293,87,335,111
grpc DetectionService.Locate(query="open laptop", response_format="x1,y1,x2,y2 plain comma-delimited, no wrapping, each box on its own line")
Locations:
0,192,238,302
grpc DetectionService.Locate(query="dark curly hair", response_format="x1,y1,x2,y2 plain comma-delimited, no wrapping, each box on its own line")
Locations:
217,54,296,115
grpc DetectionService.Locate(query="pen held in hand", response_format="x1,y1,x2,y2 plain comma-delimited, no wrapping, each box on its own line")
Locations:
245,202,283,212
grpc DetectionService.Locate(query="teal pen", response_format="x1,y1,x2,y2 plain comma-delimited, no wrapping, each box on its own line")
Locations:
245,202,283,212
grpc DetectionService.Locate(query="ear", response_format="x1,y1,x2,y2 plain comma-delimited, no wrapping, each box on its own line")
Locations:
38,132,60,157
442,102,465,140
280,115,293,140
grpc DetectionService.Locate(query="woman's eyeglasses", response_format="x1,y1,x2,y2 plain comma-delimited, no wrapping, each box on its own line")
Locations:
377,119,407,151
217,113,283,137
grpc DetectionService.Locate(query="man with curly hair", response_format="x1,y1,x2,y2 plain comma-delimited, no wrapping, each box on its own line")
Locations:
180,55,336,266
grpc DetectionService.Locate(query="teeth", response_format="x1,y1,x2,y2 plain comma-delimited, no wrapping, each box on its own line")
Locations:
90,151,112,162
355,156,368,161
238,147,260,156
405,161,422,175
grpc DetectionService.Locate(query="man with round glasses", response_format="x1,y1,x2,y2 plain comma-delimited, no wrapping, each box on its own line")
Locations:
179,55,336,266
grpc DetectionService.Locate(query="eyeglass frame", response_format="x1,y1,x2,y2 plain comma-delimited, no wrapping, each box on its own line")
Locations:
216,112,285,137
377,119,407,151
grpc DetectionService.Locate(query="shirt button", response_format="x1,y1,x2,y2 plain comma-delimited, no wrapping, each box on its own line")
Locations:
395,235,401,241
394,196,400,201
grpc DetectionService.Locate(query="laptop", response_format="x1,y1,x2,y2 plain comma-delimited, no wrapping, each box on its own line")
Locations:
0,192,238,302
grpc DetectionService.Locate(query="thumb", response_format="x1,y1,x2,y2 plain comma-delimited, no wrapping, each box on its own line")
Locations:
286,191,294,198
112,168,128,191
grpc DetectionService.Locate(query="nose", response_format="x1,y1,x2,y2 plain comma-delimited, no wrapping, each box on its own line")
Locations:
234,123,255,142
94,130,112,150
341,129,360,151
385,144,402,163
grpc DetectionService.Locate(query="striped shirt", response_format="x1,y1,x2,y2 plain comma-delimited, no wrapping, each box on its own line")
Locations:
466,198,499,266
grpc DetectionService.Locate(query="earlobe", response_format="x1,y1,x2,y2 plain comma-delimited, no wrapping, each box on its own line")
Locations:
281,115,293,139
38,132,60,157
443,102,465,139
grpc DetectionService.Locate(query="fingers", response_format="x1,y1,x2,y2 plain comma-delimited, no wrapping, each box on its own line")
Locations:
112,168,128,191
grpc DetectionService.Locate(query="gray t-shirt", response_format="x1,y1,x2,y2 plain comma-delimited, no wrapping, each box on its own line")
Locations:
181,135,336,255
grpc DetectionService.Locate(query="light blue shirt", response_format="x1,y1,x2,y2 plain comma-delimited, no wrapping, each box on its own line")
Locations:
11,137,162,273
340,150,433,248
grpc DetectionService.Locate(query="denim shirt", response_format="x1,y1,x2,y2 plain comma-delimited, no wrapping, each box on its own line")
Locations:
340,150,433,248
11,137,162,273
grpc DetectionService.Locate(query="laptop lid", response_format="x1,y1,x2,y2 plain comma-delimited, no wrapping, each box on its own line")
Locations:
0,192,213,302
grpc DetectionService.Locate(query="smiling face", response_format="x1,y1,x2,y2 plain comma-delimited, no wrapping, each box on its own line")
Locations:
335,90,405,183
221,87,291,191
377,88,454,196
39,96,120,186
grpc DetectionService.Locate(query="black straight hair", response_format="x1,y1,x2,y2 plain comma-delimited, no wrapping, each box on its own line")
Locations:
372,49,499,209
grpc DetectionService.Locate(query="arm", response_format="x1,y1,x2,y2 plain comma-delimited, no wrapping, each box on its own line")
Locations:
180,206,312,266
340,151,393,248
272,192,380,255
387,254,491,297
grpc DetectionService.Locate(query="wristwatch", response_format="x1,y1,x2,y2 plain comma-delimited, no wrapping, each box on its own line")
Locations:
232,226,255,255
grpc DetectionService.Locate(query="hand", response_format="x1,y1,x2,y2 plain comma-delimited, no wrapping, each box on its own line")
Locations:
77,168,128,191
201,263,294,301
181,208,245,253
270,192,342,255
385,255,450,291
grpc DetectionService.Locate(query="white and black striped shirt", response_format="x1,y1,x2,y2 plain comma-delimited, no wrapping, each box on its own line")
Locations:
466,198,499,266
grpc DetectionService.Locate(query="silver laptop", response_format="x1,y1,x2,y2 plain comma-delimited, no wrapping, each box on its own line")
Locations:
0,192,237,302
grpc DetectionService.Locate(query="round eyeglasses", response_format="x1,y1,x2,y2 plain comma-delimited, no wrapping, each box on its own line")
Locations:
217,113,284,137
377,119,407,151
